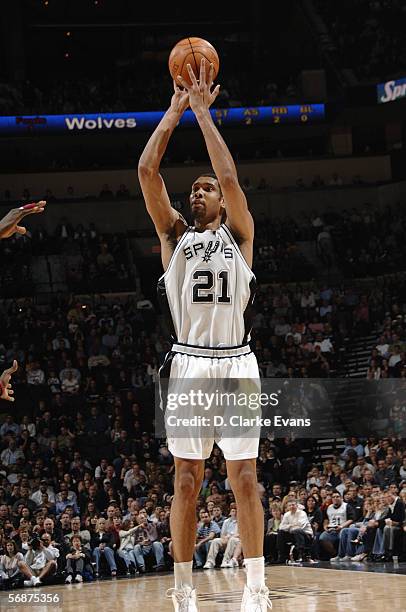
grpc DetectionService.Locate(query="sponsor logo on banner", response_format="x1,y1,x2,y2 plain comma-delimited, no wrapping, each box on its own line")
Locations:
377,77,406,103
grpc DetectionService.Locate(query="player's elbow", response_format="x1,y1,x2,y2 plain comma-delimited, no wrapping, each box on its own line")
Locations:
138,163,154,181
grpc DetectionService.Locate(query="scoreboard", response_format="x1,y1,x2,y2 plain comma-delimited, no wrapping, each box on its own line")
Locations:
187,104,325,127
0,104,325,136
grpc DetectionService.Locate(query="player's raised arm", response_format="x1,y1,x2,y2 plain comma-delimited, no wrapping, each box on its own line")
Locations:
138,83,189,237
178,59,254,253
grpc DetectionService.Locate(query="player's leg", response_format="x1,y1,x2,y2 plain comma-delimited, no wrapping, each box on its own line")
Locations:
168,456,204,610
226,458,272,610
226,458,264,567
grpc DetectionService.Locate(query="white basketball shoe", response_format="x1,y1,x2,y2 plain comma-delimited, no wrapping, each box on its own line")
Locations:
167,586,199,611
241,585,272,611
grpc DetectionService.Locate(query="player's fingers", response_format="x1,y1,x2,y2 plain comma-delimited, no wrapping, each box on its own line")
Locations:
210,84,221,103
5,396,15,402
199,57,206,88
177,75,189,90
7,389,14,395
186,63,199,88
15,225,27,235
208,62,214,88
4,360,18,375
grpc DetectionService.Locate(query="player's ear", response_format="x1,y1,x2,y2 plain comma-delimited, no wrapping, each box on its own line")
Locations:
220,204,227,223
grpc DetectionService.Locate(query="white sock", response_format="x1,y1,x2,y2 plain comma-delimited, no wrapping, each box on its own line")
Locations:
245,556,265,590
174,561,193,590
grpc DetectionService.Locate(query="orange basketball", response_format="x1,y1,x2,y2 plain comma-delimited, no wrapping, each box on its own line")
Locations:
168,37,220,86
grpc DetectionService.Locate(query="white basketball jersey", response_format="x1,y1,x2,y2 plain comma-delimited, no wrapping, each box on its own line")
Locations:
157,223,256,347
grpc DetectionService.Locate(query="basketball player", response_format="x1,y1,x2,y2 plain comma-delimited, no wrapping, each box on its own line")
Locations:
138,59,271,611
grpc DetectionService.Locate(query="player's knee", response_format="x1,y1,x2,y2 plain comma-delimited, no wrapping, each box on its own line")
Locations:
228,466,256,495
175,470,200,498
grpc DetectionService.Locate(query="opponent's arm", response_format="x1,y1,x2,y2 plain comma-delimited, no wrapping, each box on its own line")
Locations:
0,360,18,402
138,83,189,236
178,60,254,252
0,201,46,239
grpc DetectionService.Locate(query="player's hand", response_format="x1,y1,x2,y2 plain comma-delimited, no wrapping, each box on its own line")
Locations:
0,360,18,402
170,81,189,116
177,58,220,113
0,201,46,239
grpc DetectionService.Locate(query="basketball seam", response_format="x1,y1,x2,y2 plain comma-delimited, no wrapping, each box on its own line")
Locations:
188,37,199,82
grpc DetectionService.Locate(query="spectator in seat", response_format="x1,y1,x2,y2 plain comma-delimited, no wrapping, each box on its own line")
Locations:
66,516,91,550
116,518,143,575
133,509,165,572
375,459,397,488
0,540,30,586
277,499,313,562
203,507,238,569
264,502,282,564
23,535,58,587
376,490,405,561
90,517,117,578
321,491,356,561
64,535,90,583
194,509,221,569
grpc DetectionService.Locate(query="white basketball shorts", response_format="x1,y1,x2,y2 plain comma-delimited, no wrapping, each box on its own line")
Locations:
159,342,261,461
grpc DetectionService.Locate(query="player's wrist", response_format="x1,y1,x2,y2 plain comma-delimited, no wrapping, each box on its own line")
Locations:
167,107,183,122
194,107,211,121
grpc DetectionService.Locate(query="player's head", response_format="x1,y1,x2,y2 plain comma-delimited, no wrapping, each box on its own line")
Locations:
190,173,226,225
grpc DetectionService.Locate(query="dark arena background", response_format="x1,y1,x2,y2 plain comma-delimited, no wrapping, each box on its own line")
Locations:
0,1,406,611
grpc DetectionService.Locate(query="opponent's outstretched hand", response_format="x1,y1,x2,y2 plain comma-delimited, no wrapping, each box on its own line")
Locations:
177,58,220,114
0,201,47,239
170,80,189,116
0,360,18,402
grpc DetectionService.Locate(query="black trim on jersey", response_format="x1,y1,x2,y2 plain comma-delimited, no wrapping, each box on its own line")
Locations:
171,350,252,360
174,341,251,350
158,351,175,424
157,277,177,343
221,223,254,275
242,276,258,344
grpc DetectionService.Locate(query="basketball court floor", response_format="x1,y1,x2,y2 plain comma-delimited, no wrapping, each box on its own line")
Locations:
4,564,406,612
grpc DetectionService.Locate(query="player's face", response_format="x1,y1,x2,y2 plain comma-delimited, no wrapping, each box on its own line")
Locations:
190,176,224,223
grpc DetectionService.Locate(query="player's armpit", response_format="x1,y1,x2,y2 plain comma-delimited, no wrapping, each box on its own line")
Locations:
219,176,254,242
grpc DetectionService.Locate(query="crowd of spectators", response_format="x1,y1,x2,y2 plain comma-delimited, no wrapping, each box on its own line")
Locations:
0,220,138,298
316,0,406,82
0,69,305,116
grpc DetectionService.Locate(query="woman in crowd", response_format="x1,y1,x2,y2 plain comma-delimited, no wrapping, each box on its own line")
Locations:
305,495,323,560
352,495,388,561
264,502,282,564
115,518,142,576
0,540,31,587
90,517,117,578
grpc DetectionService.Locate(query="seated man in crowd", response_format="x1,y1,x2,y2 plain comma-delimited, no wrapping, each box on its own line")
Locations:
64,535,91,583
320,491,356,561
133,509,165,572
194,509,221,569
277,499,314,563
203,506,239,569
